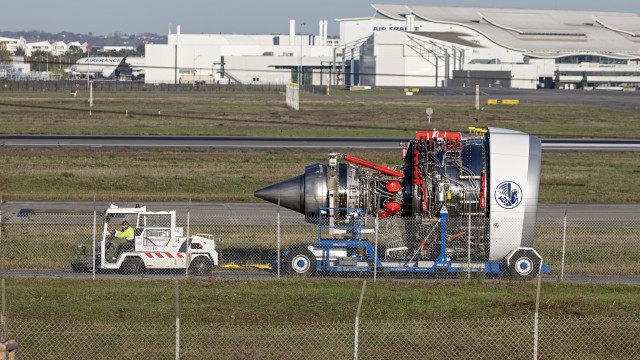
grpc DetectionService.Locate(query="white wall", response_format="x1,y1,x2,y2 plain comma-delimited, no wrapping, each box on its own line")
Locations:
341,16,537,88
341,14,640,89
145,33,335,84
0,37,25,54
145,44,178,84
365,31,474,88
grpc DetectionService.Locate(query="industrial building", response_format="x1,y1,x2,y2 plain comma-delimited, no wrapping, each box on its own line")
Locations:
5,3,637,88
338,4,640,89
144,21,336,85
142,4,640,88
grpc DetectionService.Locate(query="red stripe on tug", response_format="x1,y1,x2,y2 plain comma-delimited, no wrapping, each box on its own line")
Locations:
144,253,185,258
344,155,404,178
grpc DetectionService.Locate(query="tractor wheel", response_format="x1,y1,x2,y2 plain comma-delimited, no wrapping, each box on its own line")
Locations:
284,246,317,277
190,257,214,276
508,249,541,281
121,257,144,275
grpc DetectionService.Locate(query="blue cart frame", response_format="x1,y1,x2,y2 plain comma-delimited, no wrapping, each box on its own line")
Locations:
279,207,550,277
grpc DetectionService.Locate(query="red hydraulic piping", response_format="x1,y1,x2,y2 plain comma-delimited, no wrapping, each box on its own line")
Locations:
344,155,405,178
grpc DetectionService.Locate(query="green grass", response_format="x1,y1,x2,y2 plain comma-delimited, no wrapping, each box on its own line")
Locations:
540,152,640,202
1,92,639,138
1,148,638,203
4,278,639,325
534,226,640,276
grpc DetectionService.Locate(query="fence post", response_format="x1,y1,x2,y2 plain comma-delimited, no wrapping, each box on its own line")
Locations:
468,213,471,280
0,192,2,246
1,278,5,345
374,215,378,282
175,280,180,360
277,196,281,280
533,275,541,360
475,85,480,110
92,193,96,280
354,280,367,360
186,195,191,279
561,199,569,282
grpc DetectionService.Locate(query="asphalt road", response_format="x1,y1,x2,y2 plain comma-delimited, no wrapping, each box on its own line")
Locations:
1,134,639,152
3,201,639,225
405,87,640,112
3,87,638,111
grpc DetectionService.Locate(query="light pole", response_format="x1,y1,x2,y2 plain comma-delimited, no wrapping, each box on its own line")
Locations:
298,22,306,86
193,51,201,77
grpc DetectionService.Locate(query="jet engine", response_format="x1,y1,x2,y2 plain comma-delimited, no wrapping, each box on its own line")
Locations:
255,127,541,262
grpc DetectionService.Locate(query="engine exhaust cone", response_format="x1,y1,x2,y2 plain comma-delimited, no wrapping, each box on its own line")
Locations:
254,174,305,213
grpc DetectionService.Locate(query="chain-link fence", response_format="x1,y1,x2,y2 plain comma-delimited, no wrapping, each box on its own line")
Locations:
0,80,288,93
0,201,638,278
4,315,640,359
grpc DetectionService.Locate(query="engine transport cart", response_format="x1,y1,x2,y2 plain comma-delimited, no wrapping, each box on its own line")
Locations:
72,204,219,275
277,207,550,280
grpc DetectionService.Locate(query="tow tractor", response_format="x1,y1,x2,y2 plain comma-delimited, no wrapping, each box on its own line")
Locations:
72,205,219,275
279,207,550,279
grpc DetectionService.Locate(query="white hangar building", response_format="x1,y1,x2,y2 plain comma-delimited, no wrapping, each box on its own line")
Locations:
337,4,640,89
145,21,336,85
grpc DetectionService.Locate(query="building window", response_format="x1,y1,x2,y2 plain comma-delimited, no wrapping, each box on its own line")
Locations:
555,55,627,65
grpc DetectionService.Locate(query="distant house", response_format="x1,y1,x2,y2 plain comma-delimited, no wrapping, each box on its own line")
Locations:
0,36,26,54
103,46,136,52
51,41,68,56
67,41,88,53
25,41,52,56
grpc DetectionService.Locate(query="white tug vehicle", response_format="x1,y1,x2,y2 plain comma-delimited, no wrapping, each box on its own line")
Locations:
72,205,219,275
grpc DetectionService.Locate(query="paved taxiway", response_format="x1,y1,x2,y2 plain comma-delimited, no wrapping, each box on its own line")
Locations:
1,135,639,152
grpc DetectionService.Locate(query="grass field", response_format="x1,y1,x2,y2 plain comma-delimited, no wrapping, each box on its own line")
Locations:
1,90,638,358
4,278,640,325
0,148,638,203
1,92,639,138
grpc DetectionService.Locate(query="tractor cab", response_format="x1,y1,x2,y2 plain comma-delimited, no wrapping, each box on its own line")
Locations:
73,204,218,275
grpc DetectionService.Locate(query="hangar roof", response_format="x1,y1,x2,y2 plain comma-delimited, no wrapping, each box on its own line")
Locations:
362,4,640,58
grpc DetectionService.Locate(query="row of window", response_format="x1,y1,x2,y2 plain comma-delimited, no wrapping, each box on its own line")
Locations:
554,55,628,65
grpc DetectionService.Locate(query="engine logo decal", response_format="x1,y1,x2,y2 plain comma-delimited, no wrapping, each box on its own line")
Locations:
495,181,522,209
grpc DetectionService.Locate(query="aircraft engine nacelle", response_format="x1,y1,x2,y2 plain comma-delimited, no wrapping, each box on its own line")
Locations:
101,66,119,78
255,127,541,262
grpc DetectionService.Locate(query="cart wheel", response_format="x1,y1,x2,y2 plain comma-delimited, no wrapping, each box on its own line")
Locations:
508,250,541,281
71,262,87,272
190,257,214,276
121,257,144,275
285,246,316,277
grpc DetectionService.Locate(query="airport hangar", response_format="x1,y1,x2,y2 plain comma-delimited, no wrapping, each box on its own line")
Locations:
143,4,640,89
144,21,337,86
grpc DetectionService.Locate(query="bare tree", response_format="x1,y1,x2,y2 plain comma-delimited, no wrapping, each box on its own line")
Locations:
0,42,10,62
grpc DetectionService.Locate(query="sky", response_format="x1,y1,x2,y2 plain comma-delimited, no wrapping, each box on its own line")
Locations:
1,0,639,37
